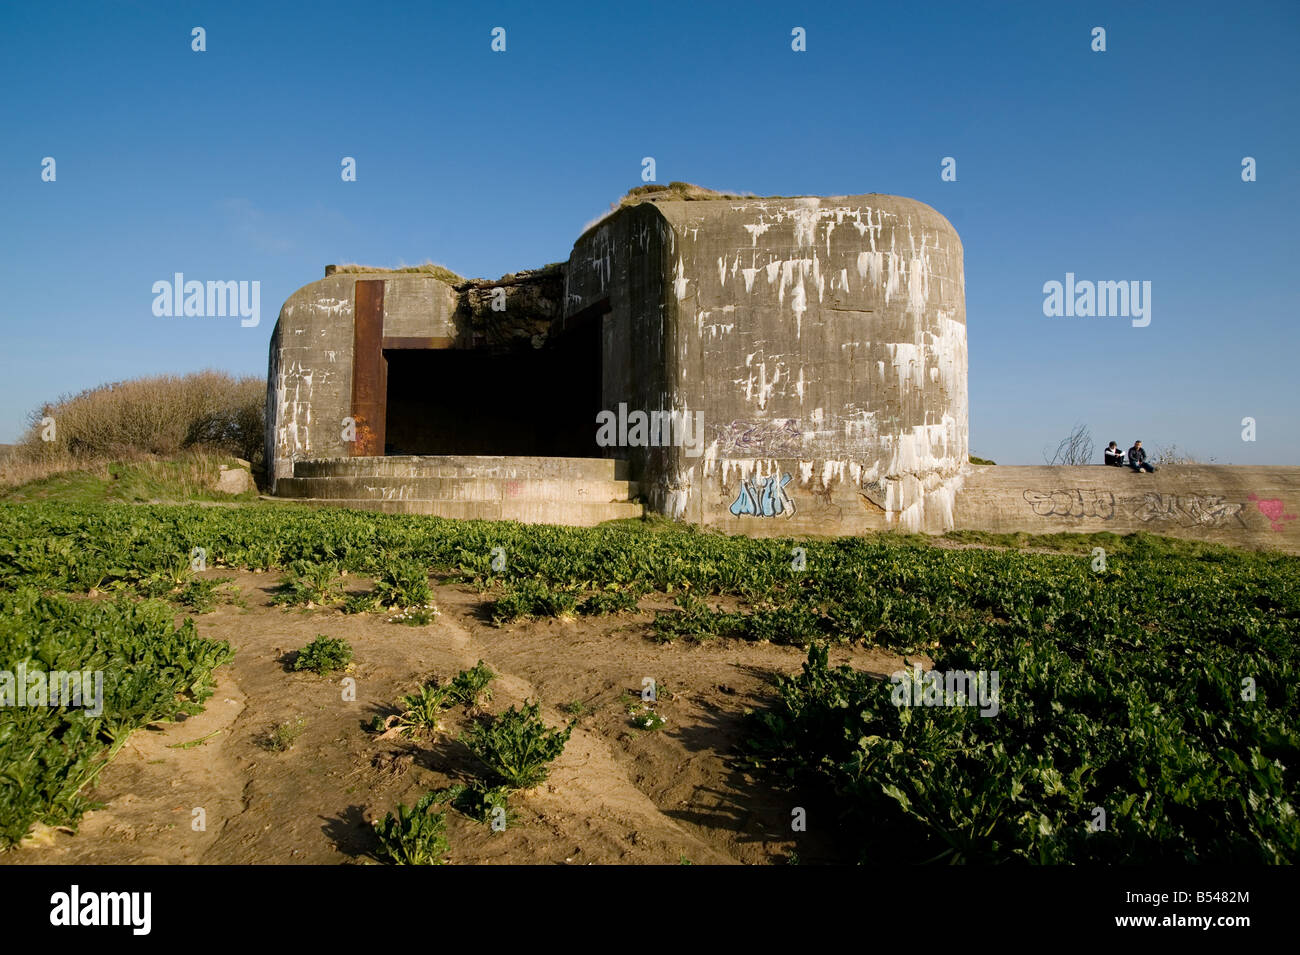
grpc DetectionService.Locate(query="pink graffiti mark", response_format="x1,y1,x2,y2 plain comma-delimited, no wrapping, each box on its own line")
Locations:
1248,494,1297,532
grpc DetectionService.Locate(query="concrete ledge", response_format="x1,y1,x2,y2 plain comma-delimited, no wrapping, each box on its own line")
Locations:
276,475,638,503
269,497,645,526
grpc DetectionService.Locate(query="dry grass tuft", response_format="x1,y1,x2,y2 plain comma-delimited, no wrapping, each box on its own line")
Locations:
619,181,758,205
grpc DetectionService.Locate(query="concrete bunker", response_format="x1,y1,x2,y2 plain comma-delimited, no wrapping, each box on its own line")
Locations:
265,185,971,533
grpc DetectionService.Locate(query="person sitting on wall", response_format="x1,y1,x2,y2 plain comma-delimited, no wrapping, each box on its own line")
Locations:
1104,442,1125,466
1128,440,1157,473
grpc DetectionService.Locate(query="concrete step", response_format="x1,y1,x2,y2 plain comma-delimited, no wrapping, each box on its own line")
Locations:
277,475,639,503
271,497,645,526
293,455,627,481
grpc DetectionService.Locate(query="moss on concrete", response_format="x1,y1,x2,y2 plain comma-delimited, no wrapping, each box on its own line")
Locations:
328,261,465,285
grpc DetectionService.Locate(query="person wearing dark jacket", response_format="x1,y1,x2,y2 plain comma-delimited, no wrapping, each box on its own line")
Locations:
1128,440,1156,473
1104,442,1124,466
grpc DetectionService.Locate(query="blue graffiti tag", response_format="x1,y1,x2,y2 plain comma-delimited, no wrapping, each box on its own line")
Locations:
729,473,795,518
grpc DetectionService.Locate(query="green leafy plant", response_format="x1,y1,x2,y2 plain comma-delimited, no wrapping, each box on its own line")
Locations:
391,682,454,736
270,560,343,608
627,703,666,731
462,702,573,790
448,660,496,707
579,585,644,616
173,576,234,613
341,591,380,615
372,557,433,610
490,579,579,624
372,792,449,865
750,638,1300,864
292,635,353,675
263,717,306,752
0,586,234,847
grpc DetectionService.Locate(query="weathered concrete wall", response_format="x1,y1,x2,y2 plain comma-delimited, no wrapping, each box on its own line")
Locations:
565,203,675,496
265,274,358,491
383,274,460,342
954,465,1300,553
566,194,968,533
265,272,460,490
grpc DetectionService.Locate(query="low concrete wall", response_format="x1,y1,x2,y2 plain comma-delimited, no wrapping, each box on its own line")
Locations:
952,465,1300,553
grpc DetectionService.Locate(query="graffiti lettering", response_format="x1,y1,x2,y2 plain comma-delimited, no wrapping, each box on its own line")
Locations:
364,484,415,502
1023,488,1115,520
1132,493,1246,528
716,419,803,457
730,473,796,518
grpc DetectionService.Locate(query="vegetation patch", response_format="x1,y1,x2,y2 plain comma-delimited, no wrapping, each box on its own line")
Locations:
271,560,344,609
1,500,1294,862
291,635,353,675
372,792,449,865
462,702,573,791
0,588,234,846
749,634,1298,863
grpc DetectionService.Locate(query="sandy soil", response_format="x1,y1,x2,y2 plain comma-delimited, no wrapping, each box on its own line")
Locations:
3,571,904,866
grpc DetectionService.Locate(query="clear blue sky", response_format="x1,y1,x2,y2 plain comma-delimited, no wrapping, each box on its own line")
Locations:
2,0,1297,464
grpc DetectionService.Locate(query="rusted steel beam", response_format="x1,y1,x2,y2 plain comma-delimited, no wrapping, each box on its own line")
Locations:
351,280,387,456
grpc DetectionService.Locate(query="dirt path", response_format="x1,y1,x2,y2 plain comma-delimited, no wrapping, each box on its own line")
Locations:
5,571,901,865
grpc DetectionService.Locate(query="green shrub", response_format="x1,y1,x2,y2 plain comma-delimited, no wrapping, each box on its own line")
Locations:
0,588,234,847
173,576,236,613
750,641,1300,863
271,560,343,608
373,792,449,865
490,579,579,624
263,717,306,752
578,585,644,616
393,682,454,736
372,557,433,610
462,702,573,790
448,661,496,707
651,592,743,644
292,635,353,675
